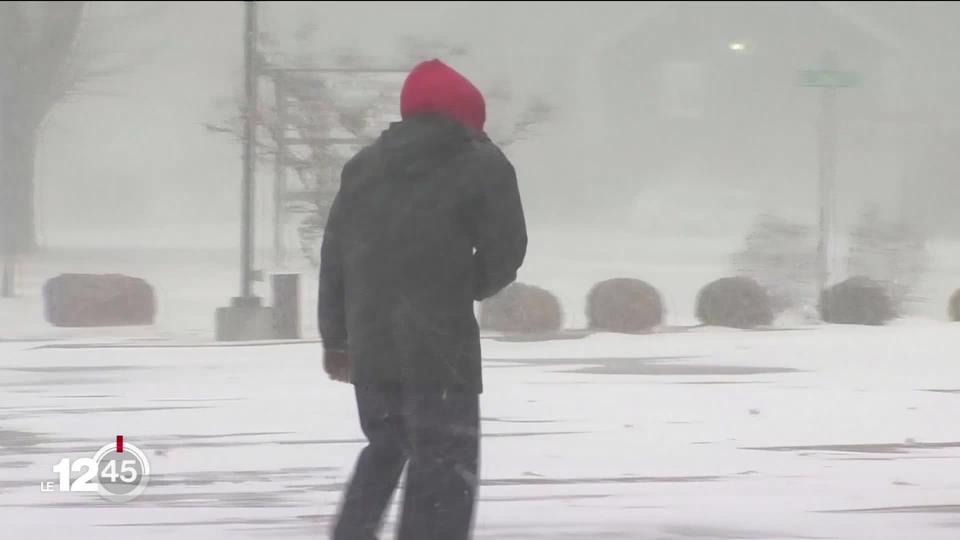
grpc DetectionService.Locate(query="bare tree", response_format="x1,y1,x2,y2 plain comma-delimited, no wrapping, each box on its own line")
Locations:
847,205,928,313
1,1,154,295
208,25,554,266
733,213,818,315
1,2,85,256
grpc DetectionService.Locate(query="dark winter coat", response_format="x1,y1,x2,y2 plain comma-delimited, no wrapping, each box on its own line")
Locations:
317,114,527,393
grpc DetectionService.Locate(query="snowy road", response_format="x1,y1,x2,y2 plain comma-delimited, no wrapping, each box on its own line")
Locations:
2,324,960,539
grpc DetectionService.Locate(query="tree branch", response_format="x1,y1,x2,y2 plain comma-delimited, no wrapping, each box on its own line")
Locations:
21,1,85,125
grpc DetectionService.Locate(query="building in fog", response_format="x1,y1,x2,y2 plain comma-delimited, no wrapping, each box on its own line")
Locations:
569,1,960,237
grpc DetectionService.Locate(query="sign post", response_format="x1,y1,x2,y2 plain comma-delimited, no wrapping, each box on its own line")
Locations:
798,51,860,321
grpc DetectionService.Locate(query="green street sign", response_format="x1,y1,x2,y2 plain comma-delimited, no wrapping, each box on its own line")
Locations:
798,69,862,88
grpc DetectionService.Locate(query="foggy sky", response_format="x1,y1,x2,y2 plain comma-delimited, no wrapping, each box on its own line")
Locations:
33,1,960,250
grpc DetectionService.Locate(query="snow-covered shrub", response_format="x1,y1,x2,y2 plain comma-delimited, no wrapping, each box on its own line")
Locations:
847,206,927,313
732,213,817,314
696,276,773,329
43,274,156,327
948,289,960,322
586,278,663,333
820,276,895,325
479,283,563,334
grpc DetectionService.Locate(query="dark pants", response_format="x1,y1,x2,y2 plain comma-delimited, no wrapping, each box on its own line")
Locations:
332,384,480,540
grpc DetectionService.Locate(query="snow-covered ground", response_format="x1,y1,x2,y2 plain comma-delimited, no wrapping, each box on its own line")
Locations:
1,235,959,538
2,324,960,539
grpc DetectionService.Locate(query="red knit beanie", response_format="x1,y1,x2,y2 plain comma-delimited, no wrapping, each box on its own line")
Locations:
400,59,486,132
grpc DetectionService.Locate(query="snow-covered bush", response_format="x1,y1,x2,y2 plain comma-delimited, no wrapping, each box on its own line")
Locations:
586,278,663,333
820,276,895,326
43,274,156,327
479,283,563,334
732,214,817,314
696,276,773,329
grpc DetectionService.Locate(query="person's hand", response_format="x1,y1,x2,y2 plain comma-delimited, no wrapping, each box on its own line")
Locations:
324,349,351,383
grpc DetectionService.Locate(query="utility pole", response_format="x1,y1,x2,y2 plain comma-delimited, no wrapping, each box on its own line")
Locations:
240,0,258,298
272,71,286,269
215,1,273,341
0,75,13,298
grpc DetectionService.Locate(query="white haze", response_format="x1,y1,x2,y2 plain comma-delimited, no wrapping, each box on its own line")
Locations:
18,1,960,326
34,2,960,242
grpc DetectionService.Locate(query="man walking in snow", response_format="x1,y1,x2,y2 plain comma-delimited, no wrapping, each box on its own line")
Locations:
318,59,527,539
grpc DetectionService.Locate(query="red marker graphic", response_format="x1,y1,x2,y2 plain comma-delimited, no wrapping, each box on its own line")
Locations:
116,435,123,453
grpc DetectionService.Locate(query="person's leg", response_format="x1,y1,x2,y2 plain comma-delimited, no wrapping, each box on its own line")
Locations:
333,384,409,540
397,388,480,540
